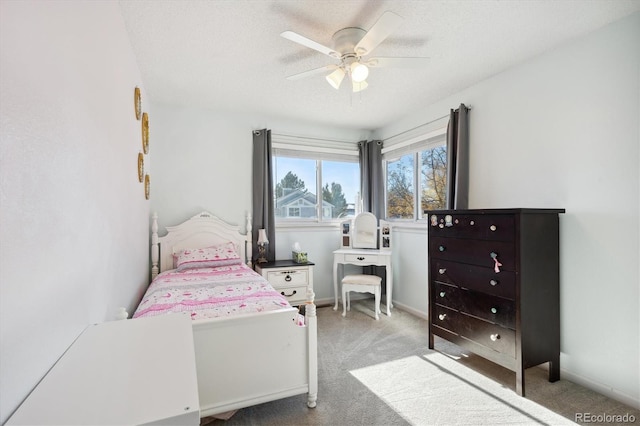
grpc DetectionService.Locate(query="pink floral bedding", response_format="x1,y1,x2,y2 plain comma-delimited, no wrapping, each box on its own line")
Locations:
133,263,292,320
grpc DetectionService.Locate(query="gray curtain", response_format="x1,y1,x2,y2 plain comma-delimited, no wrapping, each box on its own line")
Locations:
358,140,386,280
358,140,384,218
252,129,275,262
446,104,470,209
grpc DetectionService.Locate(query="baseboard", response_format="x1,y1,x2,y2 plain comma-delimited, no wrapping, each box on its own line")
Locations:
391,300,428,320
313,297,336,308
559,369,639,409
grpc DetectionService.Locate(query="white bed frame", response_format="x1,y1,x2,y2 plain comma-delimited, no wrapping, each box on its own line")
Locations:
150,211,318,418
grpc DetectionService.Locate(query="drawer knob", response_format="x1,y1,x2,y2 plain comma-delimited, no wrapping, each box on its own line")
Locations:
438,268,446,274
357,256,365,261
438,246,445,252
490,307,498,314
490,333,500,341
438,314,447,321
285,274,292,282
439,291,446,298
490,225,497,231
490,279,498,286
281,290,297,297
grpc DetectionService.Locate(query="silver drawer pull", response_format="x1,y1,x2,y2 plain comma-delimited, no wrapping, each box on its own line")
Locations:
490,225,497,231
439,291,446,298
438,246,445,252
438,314,447,321
490,307,498,314
490,279,498,286
490,334,500,341
281,290,297,297
438,268,446,274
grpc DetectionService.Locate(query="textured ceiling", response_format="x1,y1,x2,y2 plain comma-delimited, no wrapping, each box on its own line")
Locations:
119,0,640,131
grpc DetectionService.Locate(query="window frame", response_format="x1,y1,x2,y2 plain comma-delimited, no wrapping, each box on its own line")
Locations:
382,124,448,223
272,135,360,225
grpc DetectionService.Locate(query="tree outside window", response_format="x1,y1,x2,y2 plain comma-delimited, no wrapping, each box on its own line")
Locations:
273,156,359,221
385,141,447,221
421,145,447,213
386,154,415,219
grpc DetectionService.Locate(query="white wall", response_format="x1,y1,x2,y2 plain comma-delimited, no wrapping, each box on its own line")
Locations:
149,104,369,235
375,12,640,407
0,1,150,423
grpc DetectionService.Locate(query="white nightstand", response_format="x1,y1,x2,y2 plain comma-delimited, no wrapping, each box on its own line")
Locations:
256,260,314,306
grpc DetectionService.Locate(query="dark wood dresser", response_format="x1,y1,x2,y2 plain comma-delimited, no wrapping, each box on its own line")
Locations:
427,208,564,396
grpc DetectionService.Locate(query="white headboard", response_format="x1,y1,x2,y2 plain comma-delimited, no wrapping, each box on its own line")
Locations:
151,211,253,280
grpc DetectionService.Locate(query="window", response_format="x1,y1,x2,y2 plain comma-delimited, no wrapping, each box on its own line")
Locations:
272,141,360,222
420,145,447,213
386,154,415,219
383,124,447,221
321,160,359,219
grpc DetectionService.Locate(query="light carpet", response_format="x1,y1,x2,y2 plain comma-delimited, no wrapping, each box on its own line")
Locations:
207,302,639,425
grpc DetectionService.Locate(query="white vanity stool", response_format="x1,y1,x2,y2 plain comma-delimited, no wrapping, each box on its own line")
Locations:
341,274,382,320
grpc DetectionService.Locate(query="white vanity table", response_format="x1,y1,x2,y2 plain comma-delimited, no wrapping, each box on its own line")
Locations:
7,314,200,425
332,248,393,317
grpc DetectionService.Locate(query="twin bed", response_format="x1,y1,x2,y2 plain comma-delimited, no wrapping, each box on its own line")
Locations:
133,211,318,419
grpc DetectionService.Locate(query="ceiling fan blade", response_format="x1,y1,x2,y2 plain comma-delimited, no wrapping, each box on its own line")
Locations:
281,31,340,58
354,11,403,56
285,64,339,81
365,57,430,68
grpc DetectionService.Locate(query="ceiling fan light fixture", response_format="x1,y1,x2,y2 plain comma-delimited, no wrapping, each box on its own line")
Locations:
350,62,369,83
352,80,368,93
326,68,346,89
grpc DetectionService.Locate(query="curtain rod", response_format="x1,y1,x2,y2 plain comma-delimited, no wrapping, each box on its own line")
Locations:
271,132,356,144
383,105,471,142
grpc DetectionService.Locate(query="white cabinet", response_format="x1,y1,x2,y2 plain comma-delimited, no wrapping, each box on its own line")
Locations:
256,260,314,306
7,314,200,425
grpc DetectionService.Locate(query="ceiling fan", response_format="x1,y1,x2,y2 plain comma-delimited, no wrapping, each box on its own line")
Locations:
281,11,429,93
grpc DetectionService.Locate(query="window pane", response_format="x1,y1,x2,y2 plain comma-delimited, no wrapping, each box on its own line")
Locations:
274,157,317,219
420,145,447,215
386,154,415,219
322,160,359,219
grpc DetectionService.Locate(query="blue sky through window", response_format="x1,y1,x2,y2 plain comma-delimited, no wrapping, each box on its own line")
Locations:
274,157,359,206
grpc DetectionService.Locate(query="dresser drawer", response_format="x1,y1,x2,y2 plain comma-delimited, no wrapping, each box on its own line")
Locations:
432,282,461,310
429,214,515,241
457,289,515,329
344,253,380,265
429,237,515,271
432,305,515,357
431,260,515,299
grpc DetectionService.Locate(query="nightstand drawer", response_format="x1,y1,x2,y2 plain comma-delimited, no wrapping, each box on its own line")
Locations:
256,260,314,307
266,269,309,287
277,285,308,303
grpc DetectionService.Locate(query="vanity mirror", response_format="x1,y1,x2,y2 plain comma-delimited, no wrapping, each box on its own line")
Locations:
352,212,378,249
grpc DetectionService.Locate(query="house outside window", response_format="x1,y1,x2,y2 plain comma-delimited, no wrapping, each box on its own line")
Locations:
272,135,359,222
